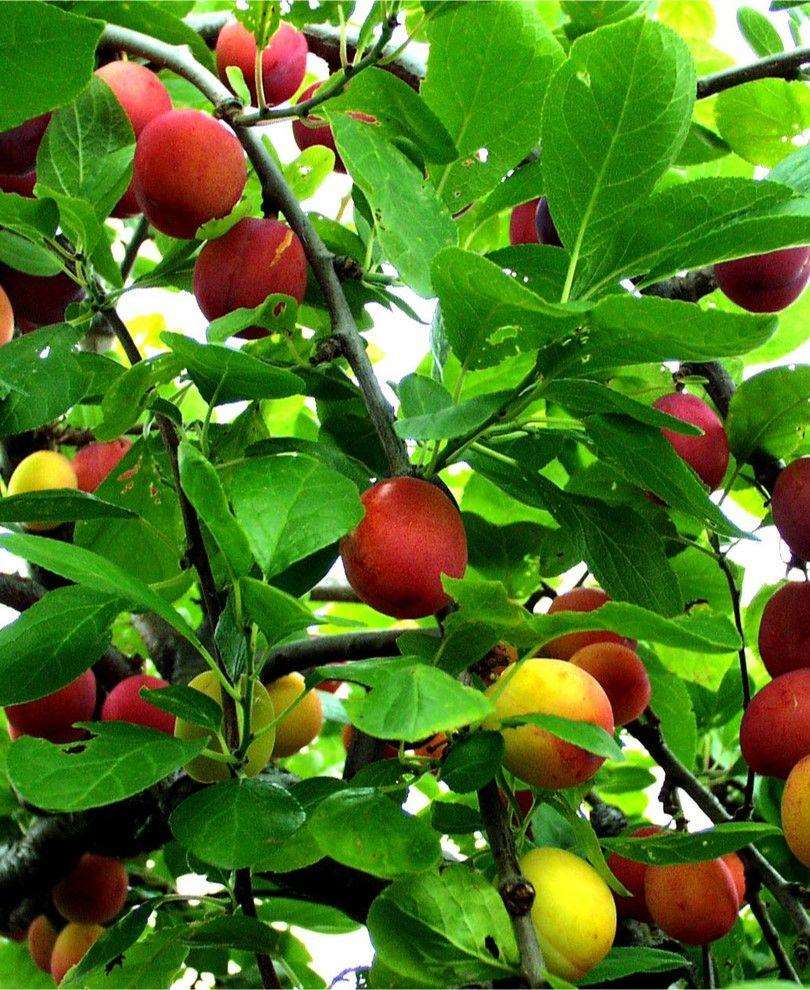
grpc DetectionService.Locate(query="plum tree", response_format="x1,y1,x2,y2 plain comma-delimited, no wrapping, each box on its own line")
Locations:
52,854,128,924
0,265,84,331
26,914,57,973
50,922,104,985
101,674,174,735
0,284,13,345
781,754,810,867
520,847,616,980
653,391,729,491
0,114,50,174
644,858,741,944
771,457,810,562
739,668,810,778
569,642,651,726
543,587,634,661
606,825,662,921
340,477,468,618
175,670,276,782
758,581,810,678
216,21,307,105
265,672,323,757
95,62,172,217
133,109,247,239
714,247,810,313
291,84,375,172
72,439,132,493
193,217,307,338
485,658,614,789
7,450,79,530
509,196,561,247
5,669,96,744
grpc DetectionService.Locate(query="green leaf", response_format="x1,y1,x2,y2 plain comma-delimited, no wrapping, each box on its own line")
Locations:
737,7,783,57
70,929,187,989
95,354,181,441
254,777,345,874
500,713,623,760
541,17,694,294
367,865,519,984
181,915,279,954
164,333,304,404
0,489,135,525
423,2,564,210
0,228,62,275
395,392,507,440
257,898,360,935
308,787,441,878
430,800,482,834
726,365,810,463
0,2,102,129
314,657,492,741
440,731,504,793
139,685,222,732
769,145,810,195
282,145,335,200
37,76,135,220
332,115,457,296
646,652,698,766
325,67,456,164
204,292,299,343
581,947,688,985
0,189,58,240
561,1,652,39
223,453,363,578
6,722,206,811
717,80,810,168
0,586,120,706
178,441,253,578
602,822,782,865
239,576,321,650
170,778,305,869
61,904,154,986
544,380,701,435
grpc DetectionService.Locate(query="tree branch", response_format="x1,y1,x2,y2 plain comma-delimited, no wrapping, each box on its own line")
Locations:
120,215,150,281
697,46,810,99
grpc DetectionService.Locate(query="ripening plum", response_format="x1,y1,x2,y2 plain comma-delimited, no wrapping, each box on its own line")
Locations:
0,264,84,331
340,477,468,619
72,438,132,493
175,670,276,782
5,669,96,743
52,854,128,925
740,669,810,778
520,847,616,980
782,754,810,867
485,658,614,790
644,858,741,945
771,457,810,562
0,284,13,346
7,450,79,530
606,825,663,922
0,114,50,174
714,247,810,313
653,391,729,491
27,914,57,973
723,852,746,905
543,587,635,661
193,217,307,338
50,922,104,985
95,62,172,217
509,196,561,247
758,582,810,678
570,642,651,726
216,21,308,106
0,170,35,197
101,674,174,735
265,672,323,758
133,109,247,239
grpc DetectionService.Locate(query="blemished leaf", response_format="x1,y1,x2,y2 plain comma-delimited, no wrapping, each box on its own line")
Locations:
140,685,222,732
170,779,305,869
717,79,810,168
580,947,689,985
282,145,336,201
308,787,441,878
367,866,519,984
440,731,504,793
37,76,135,221
6,723,206,811
332,115,457,296
541,16,694,293
239,576,322,649
0,586,121,706
423,2,564,210
223,453,363,578
499,713,624,761
395,392,508,440
726,365,810,463
0,489,135,524
61,903,155,986
0,2,102,129
602,822,783,865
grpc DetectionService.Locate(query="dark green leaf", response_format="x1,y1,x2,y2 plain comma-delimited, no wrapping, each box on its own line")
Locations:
140,685,222,732
239,576,321,650
602,822,782,864
500,713,623,760
440,731,504,792
0,489,135,524
581,947,688,985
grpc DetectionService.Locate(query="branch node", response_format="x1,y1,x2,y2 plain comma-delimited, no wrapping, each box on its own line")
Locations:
499,878,535,917
310,335,345,365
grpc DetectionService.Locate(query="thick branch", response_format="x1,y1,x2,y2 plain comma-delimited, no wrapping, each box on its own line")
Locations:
697,46,810,99
641,267,716,302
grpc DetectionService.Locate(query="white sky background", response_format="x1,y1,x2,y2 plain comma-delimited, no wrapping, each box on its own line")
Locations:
2,1,808,985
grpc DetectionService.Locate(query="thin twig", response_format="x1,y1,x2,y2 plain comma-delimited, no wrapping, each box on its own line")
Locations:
120,215,150,281
234,868,281,989
697,46,810,98
748,888,802,984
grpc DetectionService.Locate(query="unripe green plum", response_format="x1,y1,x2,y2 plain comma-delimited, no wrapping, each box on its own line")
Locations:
543,587,635,661
174,670,276,782
50,922,104,985
714,247,810,313
757,581,810,678
7,450,79,531
133,109,247,239
27,914,57,973
340,477,468,619
644,858,740,945
265,672,323,758
72,438,132,493
520,846,616,980
781,754,810,867
216,21,307,105
52,854,128,924
771,457,810,562
740,669,810,778
570,642,651,726
5,669,96,743
485,657,614,789
653,391,729,491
